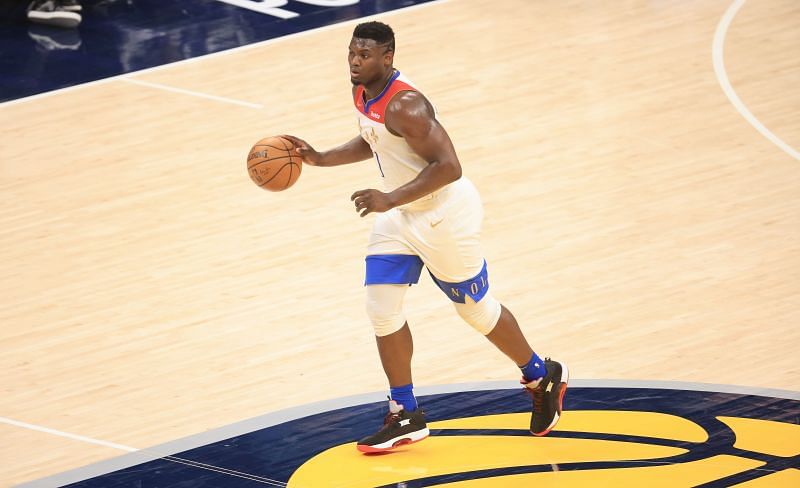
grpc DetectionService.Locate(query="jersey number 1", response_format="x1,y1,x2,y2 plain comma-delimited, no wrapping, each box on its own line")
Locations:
374,152,385,177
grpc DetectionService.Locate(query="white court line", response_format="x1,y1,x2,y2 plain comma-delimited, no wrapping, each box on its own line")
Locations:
1,416,287,487
0,0,449,109
1,416,137,452
161,456,286,486
119,77,264,109
713,0,800,161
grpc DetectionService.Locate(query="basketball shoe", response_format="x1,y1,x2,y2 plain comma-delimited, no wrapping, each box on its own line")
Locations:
523,358,569,436
27,1,81,28
356,399,429,453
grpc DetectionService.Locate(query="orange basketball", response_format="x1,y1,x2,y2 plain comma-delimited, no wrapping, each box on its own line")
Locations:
246,136,302,191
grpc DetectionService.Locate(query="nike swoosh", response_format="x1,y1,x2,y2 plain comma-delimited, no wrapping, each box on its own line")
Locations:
430,218,444,228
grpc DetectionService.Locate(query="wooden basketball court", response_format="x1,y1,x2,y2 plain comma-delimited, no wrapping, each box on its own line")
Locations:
1,0,798,485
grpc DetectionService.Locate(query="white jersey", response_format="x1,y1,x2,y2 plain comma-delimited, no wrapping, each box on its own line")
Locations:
354,70,444,210
356,71,486,283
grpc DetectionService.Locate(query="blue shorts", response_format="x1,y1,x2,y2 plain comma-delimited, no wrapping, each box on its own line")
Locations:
365,254,489,303
364,254,424,285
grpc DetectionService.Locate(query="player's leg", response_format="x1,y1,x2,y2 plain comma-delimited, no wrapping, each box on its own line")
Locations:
365,282,414,399
415,178,568,436
429,264,541,374
484,304,534,365
359,283,429,453
436,267,569,436
480,300,569,436
356,212,429,453
375,321,413,387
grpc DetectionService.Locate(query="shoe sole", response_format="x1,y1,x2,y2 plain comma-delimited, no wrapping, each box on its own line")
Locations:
356,427,430,453
532,362,569,437
28,11,81,28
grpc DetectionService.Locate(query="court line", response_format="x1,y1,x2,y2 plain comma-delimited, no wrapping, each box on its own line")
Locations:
162,456,287,486
1,416,137,453
712,0,800,161
1,416,288,487
119,77,264,109
0,0,449,109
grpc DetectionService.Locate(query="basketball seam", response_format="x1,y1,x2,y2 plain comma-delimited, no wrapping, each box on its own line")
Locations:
281,136,298,190
284,163,293,190
249,156,297,165
258,162,298,187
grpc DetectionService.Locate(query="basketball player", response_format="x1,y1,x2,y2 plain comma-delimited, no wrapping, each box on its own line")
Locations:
282,21,568,453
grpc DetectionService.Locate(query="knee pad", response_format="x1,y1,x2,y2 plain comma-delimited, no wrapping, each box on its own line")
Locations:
454,292,501,335
366,284,409,337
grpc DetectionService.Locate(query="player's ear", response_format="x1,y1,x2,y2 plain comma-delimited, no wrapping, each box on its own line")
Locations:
384,48,394,67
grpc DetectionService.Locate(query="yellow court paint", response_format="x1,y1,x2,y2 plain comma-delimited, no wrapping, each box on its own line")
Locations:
718,416,800,457
429,410,709,443
730,468,800,487
436,455,764,487
287,435,686,487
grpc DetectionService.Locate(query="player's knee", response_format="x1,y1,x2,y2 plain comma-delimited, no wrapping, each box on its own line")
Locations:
454,292,502,335
366,284,408,337
366,300,406,337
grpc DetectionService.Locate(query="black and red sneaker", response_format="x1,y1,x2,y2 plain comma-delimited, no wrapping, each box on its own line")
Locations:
356,400,429,453
523,358,569,436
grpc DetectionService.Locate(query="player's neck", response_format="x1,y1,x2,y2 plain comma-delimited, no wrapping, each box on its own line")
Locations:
364,68,396,100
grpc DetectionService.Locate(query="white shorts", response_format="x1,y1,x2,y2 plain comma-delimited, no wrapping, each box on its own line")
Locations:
366,177,485,284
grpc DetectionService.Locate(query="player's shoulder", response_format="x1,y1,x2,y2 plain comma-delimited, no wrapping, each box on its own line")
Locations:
386,90,434,119
385,90,437,137
388,72,434,114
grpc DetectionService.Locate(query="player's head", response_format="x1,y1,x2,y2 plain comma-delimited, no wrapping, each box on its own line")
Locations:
349,21,395,86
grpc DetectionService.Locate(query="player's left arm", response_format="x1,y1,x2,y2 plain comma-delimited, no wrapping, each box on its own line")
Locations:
351,91,462,217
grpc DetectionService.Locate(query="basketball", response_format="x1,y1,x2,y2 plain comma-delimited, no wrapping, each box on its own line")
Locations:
246,136,302,191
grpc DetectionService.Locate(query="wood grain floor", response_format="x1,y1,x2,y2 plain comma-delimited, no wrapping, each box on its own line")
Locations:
1,0,798,484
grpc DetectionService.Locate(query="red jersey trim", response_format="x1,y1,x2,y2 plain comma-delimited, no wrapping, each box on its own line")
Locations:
353,71,416,124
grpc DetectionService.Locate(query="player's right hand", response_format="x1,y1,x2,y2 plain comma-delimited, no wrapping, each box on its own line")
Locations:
281,134,322,166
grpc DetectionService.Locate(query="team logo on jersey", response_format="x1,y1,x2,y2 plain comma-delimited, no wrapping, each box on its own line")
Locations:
360,126,378,146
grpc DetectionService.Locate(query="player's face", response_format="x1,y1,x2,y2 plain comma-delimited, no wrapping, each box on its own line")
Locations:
348,38,392,86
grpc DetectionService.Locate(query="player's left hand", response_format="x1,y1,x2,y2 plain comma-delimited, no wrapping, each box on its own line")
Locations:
351,189,395,217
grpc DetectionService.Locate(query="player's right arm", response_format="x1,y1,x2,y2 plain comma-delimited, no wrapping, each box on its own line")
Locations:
281,134,372,167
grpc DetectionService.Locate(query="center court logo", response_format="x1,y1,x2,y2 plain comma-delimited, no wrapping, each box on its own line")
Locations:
281,385,799,487
50,383,799,486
